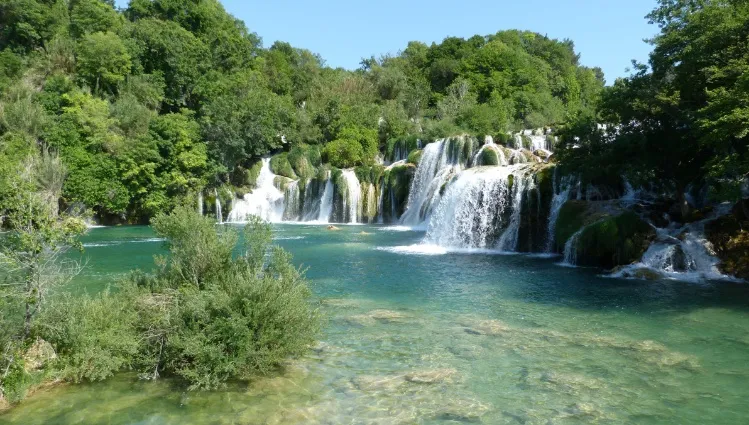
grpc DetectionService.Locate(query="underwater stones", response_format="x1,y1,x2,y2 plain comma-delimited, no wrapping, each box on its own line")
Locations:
348,309,408,325
463,319,511,336
705,199,749,281
320,298,360,308
326,225,341,231
404,368,458,384
432,398,490,422
352,374,406,392
538,371,605,394
23,339,56,372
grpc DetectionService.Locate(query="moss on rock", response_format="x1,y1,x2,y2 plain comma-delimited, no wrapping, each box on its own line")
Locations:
573,212,656,269
479,148,499,166
287,144,321,180
246,160,263,189
270,153,297,179
705,199,749,281
407,149,423,166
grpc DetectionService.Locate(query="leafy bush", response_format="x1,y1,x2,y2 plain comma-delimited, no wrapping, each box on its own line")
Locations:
128,207,319,389
324,138,364,169
35,292,140,383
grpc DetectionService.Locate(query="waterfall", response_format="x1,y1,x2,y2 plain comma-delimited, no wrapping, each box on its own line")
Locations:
282,181,301,221
227,158,285,223
341,170,361,223
214,188,223,224
613,209,734,281
562,228,583,265
376,176,385,224
545,171,574,252
300,171,334,223
424,166,518,248
318,177,334,222
497,171,532,251
401,137,474,225
197,191,203,216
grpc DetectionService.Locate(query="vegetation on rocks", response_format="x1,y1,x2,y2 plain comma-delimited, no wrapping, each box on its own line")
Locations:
572,212,656,269
706,200,749,281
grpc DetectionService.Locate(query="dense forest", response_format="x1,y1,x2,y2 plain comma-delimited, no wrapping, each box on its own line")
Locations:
0,0,604,223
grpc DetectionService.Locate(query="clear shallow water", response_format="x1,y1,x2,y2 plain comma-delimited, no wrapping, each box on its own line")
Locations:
3,224,749,424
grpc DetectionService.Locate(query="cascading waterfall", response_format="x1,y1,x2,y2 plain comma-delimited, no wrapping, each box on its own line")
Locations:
197,191,203,216
545,171,574,253
340,170,362,223
227,158,285,223
425,166,519,248
214,188,223,224
318,177,334,222
497,171,533,251
400,137,474,225
282,181,301,221
563,228,583,265
613,210,733,281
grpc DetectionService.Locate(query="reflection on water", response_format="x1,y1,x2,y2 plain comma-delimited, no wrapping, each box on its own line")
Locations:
3,224,749,424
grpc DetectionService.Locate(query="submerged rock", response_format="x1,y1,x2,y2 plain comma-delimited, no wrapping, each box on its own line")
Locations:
326,225,341,231
405,368,458,384
352,374,406,392
348,309,408,325
463,319,511,336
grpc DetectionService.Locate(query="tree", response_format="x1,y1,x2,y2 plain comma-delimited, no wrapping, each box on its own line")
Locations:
76,32,132,93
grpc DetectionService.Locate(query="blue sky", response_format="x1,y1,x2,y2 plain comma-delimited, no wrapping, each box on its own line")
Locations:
116,0,659,84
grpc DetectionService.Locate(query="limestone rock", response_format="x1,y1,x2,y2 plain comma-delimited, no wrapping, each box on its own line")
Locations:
405,368,458,384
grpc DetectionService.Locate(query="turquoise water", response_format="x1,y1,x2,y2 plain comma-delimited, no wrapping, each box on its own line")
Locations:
3,224,749,424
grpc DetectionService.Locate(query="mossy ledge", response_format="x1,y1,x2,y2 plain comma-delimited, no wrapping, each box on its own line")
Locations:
705,199,749,281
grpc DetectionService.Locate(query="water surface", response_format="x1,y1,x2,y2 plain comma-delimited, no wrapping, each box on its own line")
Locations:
3,224,749,424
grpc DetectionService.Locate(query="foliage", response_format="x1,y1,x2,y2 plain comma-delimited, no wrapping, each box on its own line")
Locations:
324,137,364,169
127,207,318,389
557,0,749,204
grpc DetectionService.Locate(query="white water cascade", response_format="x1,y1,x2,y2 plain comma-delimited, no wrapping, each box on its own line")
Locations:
612,210,734,281
545,172,575,253
400,138,467,226
301,171,334,223
497,172,534,251
562,228,583,265
197,191,203,216
214,188,223,224
341,170,361,223
227,158,285,223
425,166,524,249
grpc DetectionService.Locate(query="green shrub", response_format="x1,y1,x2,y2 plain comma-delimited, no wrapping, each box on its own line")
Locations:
324,138,364,169
35,292,140,383
128,207,318,389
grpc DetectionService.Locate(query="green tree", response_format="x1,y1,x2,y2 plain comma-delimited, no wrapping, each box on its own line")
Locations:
76,31,132,93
